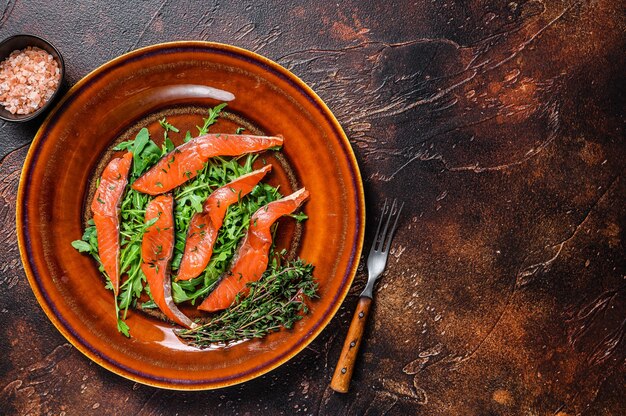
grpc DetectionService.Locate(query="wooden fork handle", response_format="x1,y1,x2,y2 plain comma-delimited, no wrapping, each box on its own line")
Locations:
330,296,372,393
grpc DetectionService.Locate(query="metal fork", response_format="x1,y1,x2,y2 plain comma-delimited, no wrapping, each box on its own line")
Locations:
330,198,404,393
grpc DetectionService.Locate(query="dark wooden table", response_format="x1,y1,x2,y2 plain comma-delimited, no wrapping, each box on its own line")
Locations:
1,1,624,415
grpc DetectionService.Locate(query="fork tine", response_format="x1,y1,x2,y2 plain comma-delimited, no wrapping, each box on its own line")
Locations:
384,201,404,253
377,198,397,252
370,198,388,253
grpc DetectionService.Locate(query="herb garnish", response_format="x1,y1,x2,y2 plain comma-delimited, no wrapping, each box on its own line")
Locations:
177,256,317,346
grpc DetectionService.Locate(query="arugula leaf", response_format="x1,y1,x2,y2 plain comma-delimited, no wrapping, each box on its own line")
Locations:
131,128,150,176
132,128,149,155
197,103,227,135
159,118,179,156
187,193,204,214
113,141,133,151
71,240,92,253
163,137,175,153
159,118,180,134
290,212,308,222
117,318,130,337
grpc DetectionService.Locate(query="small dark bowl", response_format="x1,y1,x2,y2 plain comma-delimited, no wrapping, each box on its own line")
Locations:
0,34,65,122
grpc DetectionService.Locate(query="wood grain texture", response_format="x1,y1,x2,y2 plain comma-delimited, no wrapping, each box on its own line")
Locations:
1,0,624,415
330,296,372,393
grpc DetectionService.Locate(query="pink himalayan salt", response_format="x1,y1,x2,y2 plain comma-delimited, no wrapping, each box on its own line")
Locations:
0,46,61,115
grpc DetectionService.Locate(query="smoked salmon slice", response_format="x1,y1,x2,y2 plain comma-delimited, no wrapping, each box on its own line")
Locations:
132,133,283,195
141,195,196,329
198,188,310,312
176,165,272,281
91,152,133,296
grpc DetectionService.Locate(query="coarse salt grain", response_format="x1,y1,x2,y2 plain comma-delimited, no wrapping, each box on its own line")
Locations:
0,46,60,115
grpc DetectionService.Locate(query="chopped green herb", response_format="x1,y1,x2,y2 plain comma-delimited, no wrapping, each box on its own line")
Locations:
117,317,130,337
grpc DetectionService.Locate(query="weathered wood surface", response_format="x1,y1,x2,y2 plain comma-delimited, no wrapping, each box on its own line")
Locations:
1,1,624,414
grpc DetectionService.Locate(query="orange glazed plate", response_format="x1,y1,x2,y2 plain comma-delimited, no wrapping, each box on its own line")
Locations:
16,42,365,390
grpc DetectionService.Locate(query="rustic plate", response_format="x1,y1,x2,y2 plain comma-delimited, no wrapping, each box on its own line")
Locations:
16,42,365,390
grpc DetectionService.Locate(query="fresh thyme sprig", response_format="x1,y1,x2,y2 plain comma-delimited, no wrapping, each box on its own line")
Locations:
176,257,317,347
